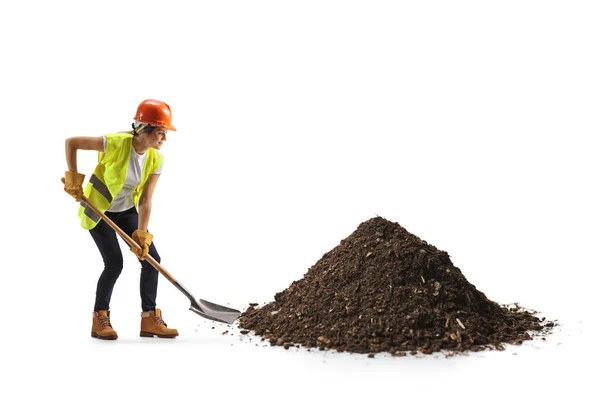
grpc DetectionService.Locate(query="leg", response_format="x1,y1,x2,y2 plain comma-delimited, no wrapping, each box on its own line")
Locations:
114,208,161,312
89,219,123,312
140,243,160,312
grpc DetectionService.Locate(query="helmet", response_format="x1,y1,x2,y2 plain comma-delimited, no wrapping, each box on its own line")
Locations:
134,99,176,131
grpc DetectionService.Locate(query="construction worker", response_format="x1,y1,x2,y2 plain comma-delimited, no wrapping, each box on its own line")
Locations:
63,99,179,340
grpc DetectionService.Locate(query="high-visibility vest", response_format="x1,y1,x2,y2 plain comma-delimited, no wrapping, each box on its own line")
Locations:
78,133,164,230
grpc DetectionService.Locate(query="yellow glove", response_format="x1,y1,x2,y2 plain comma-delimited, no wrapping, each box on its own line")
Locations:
63,171,85,201
131,230,154,260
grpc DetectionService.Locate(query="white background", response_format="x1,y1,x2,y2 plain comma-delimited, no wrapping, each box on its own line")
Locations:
1,1,598,399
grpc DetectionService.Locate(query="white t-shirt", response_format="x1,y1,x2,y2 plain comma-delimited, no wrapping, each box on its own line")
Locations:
104,136,163,212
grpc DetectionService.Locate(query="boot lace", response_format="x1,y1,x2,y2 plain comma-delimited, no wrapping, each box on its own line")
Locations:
98,315,112,329
154,316,167,326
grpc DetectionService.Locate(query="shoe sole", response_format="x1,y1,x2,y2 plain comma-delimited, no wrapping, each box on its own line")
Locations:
140,331,178,338
91,332,118,340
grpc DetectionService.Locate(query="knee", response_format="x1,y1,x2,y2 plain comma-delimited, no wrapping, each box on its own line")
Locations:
103,264,123,279
148,247,160,264
102,251,124,273
141,255,159,270
141,250,159,268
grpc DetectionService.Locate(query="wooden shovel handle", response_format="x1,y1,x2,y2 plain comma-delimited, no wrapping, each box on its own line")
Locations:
62,178,177,284
85,196,177,284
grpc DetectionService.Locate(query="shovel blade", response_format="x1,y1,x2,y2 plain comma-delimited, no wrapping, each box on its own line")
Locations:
190,299,241,324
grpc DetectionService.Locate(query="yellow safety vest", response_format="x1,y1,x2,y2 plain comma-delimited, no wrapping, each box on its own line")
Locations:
78,133,164,230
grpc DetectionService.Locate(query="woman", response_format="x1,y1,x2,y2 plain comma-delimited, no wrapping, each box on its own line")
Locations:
63,99,179,340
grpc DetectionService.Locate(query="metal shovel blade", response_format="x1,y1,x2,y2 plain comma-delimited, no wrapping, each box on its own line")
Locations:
190,299,241,324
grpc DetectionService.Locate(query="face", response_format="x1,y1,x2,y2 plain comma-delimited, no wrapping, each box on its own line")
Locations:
146,127,168,150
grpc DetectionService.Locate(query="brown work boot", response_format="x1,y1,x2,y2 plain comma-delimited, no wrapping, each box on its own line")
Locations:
140,308,178,338
91,310,118,340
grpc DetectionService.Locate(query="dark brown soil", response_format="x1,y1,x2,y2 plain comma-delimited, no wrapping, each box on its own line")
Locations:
238,216,555,355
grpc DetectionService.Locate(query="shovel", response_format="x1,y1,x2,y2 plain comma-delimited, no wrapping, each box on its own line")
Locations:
63,182,241,324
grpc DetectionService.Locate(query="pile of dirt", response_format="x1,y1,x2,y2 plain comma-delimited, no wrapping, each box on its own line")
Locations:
238,216,555,356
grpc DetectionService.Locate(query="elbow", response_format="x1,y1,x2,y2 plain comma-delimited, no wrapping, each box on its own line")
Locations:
65,137,77,152
138,197,152,209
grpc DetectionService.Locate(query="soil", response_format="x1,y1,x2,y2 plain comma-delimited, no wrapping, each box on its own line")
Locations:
237,216,556,356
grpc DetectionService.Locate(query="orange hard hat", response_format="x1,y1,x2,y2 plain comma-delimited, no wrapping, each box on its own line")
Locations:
134,99,176,131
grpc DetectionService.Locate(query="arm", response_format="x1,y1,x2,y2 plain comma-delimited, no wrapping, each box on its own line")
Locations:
63,136,104,201
65,136,104,172
137,173,160,232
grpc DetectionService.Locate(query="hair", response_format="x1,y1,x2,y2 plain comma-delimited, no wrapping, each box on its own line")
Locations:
124,122,159,137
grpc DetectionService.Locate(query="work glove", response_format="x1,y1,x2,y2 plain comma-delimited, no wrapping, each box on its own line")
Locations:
131,230,154,260
63,171,85,201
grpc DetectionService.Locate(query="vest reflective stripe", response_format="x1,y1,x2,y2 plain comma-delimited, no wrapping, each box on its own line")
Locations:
78,133,163,230
80,200,101,223
89,174,113,203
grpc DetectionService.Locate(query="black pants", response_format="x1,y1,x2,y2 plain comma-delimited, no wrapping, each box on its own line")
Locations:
89,207,160,312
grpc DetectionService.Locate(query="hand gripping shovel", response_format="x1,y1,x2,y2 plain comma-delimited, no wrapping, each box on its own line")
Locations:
66,186,241,324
